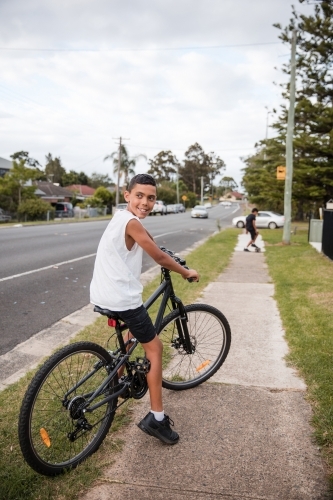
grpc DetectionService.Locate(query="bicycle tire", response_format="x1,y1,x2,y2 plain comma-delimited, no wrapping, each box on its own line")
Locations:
18,341,117,476
158,303,231,390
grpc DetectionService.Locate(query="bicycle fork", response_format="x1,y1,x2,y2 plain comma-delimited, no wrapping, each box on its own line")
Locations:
172,298,194,354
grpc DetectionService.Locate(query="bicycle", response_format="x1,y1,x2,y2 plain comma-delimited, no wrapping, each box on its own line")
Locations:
18,247,231,476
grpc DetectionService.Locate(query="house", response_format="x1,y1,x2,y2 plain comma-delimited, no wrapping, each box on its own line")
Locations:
0,157,12,177
226,191,245,201
34,181,74,204
65,184,96,200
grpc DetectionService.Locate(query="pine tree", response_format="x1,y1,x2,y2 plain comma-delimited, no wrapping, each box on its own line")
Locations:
243,1,333,218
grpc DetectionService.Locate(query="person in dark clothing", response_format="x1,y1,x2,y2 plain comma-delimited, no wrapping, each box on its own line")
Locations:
244,208,259,252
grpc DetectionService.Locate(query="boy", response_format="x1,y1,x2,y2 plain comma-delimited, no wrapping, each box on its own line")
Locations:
90,174,199,445
244,208,259,252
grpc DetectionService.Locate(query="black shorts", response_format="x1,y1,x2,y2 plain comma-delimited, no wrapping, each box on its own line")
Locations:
248,229,256,240
116,305,156,344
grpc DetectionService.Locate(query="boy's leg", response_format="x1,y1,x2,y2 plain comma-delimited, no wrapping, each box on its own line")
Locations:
138,335,179,444
117,330,134,378
142,336,163,411
116,306,179,444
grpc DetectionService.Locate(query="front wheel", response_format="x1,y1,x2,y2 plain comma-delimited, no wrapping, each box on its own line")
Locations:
236,221,245,228
268,222,277,229
18,342,117,476
158,304,231,390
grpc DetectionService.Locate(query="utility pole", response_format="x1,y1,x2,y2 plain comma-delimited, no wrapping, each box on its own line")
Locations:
282,29,297,245
112,136,129,206
201,176,204,205
176,164,179,204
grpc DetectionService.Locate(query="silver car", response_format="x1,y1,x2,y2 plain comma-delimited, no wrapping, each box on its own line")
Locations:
232,211,284,229
191,205,209,219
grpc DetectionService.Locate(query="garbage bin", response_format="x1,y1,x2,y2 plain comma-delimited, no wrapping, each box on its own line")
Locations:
322,209,333,260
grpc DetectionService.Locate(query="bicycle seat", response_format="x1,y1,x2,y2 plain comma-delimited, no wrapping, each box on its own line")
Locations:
93,305,119,320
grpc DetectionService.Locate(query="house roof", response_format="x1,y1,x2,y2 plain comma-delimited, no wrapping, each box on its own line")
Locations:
34,181,74,199
65,184,96,196
229,191,244,198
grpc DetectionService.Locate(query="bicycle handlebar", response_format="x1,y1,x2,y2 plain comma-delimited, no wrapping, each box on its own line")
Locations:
160,246,194,282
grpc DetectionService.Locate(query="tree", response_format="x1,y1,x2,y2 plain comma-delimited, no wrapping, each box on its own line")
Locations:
219,176,238,195
45,153,66,185
62,170,90,186
179,143,226,195
10,151,45,180
242,1,333,218
147,151,178,184
104,145,146,187
0,160,39,209
17,198,55,221
89,172,113,188
10,151,40,168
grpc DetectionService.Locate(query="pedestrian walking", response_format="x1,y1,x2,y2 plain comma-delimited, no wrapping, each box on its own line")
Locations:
244,208,260,252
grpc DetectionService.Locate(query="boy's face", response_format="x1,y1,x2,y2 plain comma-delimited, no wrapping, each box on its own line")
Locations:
124,183,157,219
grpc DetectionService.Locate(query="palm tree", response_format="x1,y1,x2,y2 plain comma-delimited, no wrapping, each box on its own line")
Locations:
104,144,146,205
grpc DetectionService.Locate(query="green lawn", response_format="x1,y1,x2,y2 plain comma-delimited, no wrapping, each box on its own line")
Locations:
262,226,333,484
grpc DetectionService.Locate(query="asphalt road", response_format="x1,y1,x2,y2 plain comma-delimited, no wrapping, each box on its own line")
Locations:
0,204,240,355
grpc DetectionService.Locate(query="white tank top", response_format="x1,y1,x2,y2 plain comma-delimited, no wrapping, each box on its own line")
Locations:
90,210,143,311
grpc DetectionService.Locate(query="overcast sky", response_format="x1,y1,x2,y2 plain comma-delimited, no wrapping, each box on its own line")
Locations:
0,0,313,188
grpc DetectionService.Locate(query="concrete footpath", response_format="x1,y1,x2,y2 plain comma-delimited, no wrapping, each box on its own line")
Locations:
1,234,331,499
81,234,331,500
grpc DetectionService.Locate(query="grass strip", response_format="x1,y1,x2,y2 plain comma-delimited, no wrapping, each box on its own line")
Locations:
0,228,237,500
262,226,333,484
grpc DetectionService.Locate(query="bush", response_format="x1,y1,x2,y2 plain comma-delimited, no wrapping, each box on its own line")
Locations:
17,198,55,221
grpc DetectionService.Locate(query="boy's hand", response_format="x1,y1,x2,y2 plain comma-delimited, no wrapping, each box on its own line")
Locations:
183,268,199,282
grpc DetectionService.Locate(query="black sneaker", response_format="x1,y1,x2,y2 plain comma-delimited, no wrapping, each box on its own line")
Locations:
244,248,250,252
251,244,259,249
137,412,179,445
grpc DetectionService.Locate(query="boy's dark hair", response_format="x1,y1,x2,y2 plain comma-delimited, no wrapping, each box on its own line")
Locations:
127,174,156,192
252,208,258,213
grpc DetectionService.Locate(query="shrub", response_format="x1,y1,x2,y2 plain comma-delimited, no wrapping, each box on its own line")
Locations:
17,198,55,221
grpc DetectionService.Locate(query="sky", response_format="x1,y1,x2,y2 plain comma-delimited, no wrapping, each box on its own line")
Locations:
0,0,314,189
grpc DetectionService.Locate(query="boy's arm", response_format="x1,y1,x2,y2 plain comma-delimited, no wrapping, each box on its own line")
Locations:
126,219,199,281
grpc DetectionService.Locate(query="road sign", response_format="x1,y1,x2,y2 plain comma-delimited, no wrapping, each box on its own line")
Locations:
181,195,188,201
277,166,286,180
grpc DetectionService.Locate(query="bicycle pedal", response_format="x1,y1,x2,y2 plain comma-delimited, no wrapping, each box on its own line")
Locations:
134,357,151,374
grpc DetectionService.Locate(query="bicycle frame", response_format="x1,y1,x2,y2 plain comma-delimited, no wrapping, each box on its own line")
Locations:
65,267,192,418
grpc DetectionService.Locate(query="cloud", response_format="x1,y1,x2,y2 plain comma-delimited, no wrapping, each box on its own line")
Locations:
0,0,314,186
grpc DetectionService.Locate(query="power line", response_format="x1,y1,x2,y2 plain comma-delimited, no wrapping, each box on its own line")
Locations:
0,42,281,53
129,144,254,152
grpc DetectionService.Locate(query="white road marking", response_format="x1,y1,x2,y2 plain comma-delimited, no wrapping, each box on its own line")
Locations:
0,254,97,282
154,230,182,238
0,230,182,282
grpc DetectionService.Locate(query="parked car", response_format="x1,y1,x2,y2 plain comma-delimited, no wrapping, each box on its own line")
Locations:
151,200,167,216
115,203,128,212
204,202,212,209
232,211,285,229
55,202,74,218
175,203,186,213
0,208,11,222
220,201,232,207
167,204,178,214
191,205,209,219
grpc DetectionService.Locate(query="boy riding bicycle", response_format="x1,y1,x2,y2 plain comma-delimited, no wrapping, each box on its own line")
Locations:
90,174,199,444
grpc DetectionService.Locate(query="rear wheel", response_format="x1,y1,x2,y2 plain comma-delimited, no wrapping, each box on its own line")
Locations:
18,342,117,476
158,304,231,390
236,221,245,228
268,222,277,229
